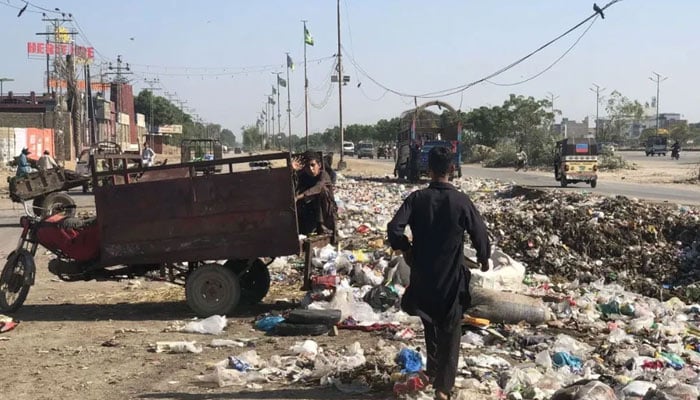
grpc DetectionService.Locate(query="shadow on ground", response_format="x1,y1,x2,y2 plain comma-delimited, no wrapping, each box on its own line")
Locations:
14,300,297,322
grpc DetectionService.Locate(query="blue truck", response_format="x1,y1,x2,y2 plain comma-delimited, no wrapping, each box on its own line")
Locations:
394,101,462,182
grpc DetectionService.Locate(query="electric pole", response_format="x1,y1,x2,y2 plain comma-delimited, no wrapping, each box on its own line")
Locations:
35,14,75,94
590,84,605,138
649,72,668,135
547,91,560,135
106,55,132,115
336,0,345,170
285,52,293,153
273,72,282,150
144,78,161,133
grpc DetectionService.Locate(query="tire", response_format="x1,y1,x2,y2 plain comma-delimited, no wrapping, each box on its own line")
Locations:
225,259,271,305
41,192,76,219
590,179,597,188
272,322,331,336
286,309,342,325
186,264,241,317
560,178,568,188
59,216,98,230
0,254,32,313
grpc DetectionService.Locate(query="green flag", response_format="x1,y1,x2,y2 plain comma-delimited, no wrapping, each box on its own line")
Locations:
287,54,295,71
304,26,314,46
272,85,277,95
278,76,287,87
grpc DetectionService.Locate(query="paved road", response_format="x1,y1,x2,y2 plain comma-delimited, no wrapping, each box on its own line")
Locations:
367,154,700,206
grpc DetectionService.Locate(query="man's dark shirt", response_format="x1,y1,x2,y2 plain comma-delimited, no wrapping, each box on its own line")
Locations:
388,181,490,329
296,170,333,198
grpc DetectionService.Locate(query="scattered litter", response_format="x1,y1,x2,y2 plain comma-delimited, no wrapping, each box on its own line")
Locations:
153,341,202,354
180,315,227,335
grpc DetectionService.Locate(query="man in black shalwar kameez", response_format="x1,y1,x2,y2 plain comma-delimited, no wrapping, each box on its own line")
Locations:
388,146,491,400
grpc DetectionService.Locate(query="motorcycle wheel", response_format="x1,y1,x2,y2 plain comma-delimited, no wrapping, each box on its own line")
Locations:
0,254,31,313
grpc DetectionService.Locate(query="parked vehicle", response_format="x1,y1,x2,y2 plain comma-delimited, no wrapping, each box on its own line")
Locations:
76,141,123,192
342,141,355,157
377,146,390,159
181,138,224,174
7,168,86,218
554,138,598,188
645,135,668,156
395,101,462,182
0,152,333,316
356,142,375,159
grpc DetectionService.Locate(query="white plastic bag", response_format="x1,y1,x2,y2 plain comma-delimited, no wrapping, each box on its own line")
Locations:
181,315,227,335
290,340,318,359
196,366,246,387
155,341,202,354
468,249,526,292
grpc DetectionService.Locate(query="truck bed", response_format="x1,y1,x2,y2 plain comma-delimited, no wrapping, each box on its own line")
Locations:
92,152,299,265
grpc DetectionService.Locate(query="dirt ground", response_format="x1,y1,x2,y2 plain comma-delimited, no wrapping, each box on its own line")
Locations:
0,153,697,400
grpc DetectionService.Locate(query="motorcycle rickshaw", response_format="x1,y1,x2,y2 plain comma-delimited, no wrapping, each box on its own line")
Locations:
554,138,598,188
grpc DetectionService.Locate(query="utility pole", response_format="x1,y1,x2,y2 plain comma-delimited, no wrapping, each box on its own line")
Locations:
547,91,560,135
285,52,293,153
144,78,161,133
0,78,13,98
273,72,282,150
649,72,668,135
590,84,605,138
106,55,132,115
336,0,345,170
35,15,75,94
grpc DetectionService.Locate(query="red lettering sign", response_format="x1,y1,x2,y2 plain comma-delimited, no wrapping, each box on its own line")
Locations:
26,42,95,61
36,43,44,53
27,42,36,53
46,43,54,55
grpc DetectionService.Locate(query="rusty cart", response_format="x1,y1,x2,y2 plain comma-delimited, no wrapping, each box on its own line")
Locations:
0,151,332,316
7,167,88,218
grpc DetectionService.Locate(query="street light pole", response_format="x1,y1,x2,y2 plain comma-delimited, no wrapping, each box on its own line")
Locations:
0,78,14,98
649,72,668,135
590,84,605,138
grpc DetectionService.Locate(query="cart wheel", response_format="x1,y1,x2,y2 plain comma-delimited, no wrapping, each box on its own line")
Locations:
560,178,568,188
225,259,271,305
41,192,76,218
0,253,32,313
590,179,597,188
186,264,241,317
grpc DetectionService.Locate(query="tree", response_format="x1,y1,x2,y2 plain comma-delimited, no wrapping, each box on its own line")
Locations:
134,90,190,129
220,128,236,147
375,118,401,145
600,91,645,144
669,122,692,145
241,125,262,150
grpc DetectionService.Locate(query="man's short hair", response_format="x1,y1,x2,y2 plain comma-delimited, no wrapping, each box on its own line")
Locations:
428,146,453,176
43,150,50,155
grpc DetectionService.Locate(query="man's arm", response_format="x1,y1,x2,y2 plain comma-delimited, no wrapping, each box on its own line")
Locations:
299,171,331,198
387,194,413,252
463,199,491,270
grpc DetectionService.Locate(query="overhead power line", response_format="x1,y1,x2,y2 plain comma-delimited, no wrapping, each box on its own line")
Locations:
342,0,623,99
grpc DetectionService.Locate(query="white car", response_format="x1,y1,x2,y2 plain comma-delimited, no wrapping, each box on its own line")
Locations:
342,141,355,156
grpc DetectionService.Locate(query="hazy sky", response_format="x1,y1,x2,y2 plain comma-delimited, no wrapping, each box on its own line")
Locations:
1,0,698,139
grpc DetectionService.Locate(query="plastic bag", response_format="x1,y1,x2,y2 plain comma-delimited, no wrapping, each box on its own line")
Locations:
622,381,656,398
468,248,525,292
254,316,285,332
535,350,553,370
155,341,202,354
196,366,246,387
396,347,423,373
460,331,484,348
290,339,318,359
552,334,594,358
551,380,616,400
181,315,227,335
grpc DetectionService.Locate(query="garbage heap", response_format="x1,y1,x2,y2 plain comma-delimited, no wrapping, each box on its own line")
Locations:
218,174,700,399
482,186,700,302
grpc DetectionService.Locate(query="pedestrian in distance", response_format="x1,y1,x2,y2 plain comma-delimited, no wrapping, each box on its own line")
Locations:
16,148,33,177
141,142,156,167
388,145,491,400
38,150,58,170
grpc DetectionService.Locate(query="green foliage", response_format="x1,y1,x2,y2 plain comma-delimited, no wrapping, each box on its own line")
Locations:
241,125,263,149
600,91,645,144
220,129,236,147
134,90,191,128
670,122,692,145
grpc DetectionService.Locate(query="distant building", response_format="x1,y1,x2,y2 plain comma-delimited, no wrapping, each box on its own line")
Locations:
554,117,590,138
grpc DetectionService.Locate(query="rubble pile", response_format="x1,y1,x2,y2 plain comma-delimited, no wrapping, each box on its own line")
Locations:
483,187,700,301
